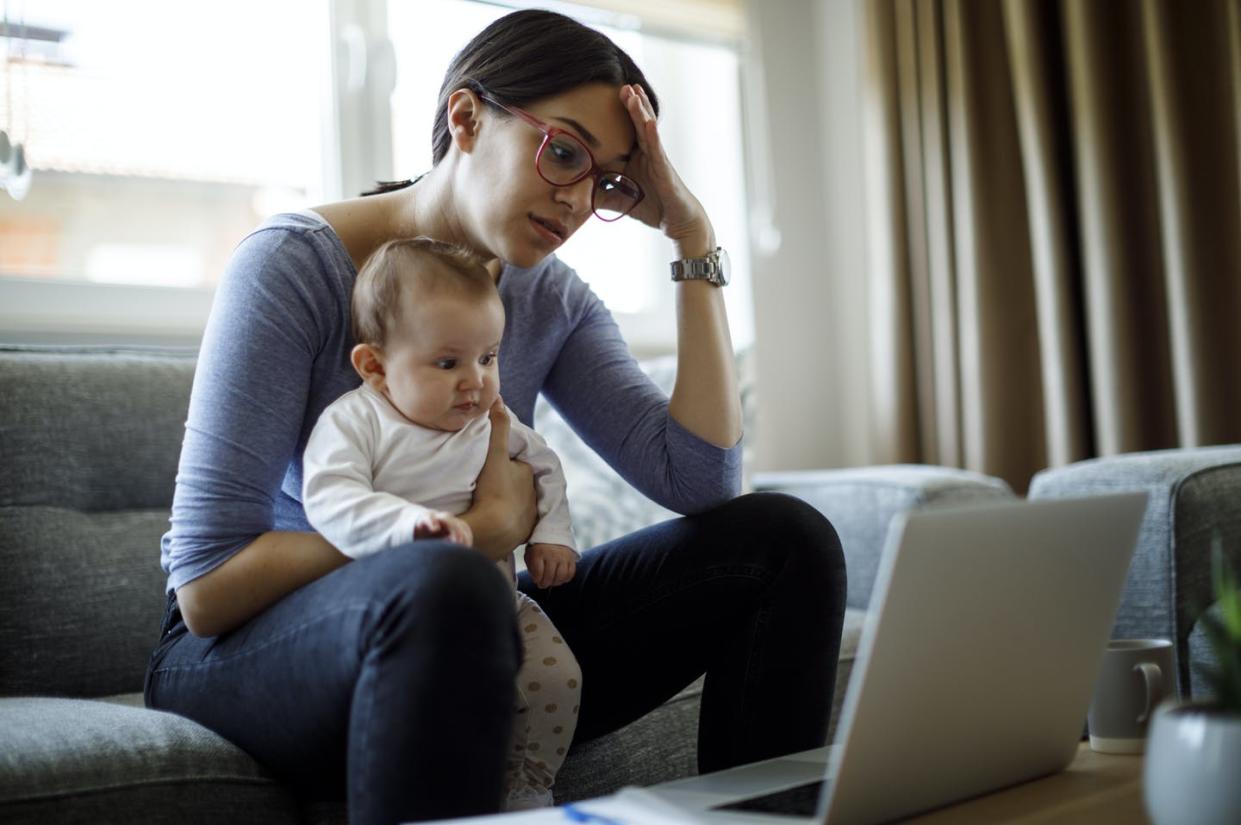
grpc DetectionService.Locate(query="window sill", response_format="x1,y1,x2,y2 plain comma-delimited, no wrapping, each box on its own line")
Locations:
0,278,212,348
0,277,681,354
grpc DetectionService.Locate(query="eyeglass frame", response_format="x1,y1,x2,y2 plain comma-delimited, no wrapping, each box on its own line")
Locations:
478,93,645,222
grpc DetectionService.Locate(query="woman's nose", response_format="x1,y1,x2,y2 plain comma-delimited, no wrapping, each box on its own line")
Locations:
556,175,594,216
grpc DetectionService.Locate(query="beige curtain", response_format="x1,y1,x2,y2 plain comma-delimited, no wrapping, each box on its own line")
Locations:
862,0,1241,492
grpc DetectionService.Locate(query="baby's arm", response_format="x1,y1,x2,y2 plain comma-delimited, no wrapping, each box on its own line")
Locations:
506,413,577,588
506,414,577,552
303,397,467,557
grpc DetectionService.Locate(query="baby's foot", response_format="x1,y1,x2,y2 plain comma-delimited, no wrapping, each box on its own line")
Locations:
504,785,555,811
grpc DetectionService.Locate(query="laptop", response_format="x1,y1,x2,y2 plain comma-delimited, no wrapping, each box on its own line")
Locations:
643,492,1148,825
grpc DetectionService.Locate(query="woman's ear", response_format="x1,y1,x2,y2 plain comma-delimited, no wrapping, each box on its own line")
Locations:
446,88,484,153
351,343,386,389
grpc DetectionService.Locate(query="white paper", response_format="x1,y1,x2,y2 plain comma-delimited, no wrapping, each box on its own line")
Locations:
409,785,709,825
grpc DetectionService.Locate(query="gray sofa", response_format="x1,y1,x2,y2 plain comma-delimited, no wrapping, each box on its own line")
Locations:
0,346,1013,823
756,448,1241,718
1028,445,1241,699
7,345,1231,822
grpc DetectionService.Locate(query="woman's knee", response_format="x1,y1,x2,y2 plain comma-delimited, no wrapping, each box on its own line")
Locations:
715,492,846,582
352,544,520,663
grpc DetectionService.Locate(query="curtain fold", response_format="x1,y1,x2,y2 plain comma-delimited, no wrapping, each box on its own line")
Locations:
1004,0,1091,468
862,0,1241,491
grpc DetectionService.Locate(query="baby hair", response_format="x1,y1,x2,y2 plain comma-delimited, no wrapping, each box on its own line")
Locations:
351,237,497,348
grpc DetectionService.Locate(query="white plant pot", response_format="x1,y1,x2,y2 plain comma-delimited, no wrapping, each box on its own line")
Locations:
1144,701,1241,825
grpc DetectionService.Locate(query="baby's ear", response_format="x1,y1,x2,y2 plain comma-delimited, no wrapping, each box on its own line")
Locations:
350,343,386,387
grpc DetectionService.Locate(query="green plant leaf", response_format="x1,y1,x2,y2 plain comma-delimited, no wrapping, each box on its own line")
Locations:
1213,542,1241,638
1199,609,1241,713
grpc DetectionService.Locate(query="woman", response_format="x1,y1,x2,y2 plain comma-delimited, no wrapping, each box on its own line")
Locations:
145,9,846,824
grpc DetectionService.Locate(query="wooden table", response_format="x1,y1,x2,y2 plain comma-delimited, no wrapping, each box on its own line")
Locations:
420,743,1149,824
899,743,1147,824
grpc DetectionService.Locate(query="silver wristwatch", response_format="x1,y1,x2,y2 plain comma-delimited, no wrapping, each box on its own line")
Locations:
670,247,731,287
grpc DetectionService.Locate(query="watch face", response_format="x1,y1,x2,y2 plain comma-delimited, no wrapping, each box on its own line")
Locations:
715,247,732,286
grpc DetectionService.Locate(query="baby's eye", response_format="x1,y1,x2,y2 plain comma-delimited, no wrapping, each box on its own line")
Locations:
435,358,457,370
479,352,496,366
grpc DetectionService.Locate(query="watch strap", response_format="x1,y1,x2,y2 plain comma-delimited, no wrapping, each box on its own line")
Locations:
670,248,726,285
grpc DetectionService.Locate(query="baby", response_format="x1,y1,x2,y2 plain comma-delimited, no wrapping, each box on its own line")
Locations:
302,237,581,811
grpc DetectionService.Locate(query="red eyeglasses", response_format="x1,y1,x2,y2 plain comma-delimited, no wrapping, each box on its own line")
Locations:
481,94,645,222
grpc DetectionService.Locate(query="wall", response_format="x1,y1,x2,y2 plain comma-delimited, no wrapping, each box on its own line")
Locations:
743,0,874,472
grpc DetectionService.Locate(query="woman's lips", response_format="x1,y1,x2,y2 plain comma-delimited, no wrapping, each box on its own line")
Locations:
529,215,565,246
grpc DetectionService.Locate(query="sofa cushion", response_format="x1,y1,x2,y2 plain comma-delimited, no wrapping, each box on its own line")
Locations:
533,350,758,554
754,466,1015,609
535,354,673,551
0,347,194,699
0,347,194,512
0,695,303,824
0,683,711,821
0,508,168,697
556,678,703,803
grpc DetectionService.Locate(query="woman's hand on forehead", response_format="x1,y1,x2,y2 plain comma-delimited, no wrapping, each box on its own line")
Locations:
617,85,713,255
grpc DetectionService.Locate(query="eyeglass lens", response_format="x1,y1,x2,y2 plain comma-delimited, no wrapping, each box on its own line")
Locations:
537,134,640,221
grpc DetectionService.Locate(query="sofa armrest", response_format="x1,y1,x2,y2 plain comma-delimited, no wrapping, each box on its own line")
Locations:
753,466,1015,610
1029,445,1241,697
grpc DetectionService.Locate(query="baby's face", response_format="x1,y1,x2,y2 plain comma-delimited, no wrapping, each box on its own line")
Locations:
380,290,505,431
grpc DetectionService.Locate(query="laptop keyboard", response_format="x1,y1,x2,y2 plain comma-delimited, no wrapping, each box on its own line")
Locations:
714,780,826,816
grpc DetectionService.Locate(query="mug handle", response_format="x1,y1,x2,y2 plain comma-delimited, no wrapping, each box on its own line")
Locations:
1134,662,1164,724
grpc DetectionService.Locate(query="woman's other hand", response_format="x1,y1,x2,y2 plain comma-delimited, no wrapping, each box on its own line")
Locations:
619,84,715,257
524,543,578,589
464,398,538,561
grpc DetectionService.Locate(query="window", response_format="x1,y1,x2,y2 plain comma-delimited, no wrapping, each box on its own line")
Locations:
0,1,331,287
0,0,332,343
0,0,751,351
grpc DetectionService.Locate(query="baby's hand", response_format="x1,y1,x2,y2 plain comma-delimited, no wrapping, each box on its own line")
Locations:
414,510,473,547
524,543,577,589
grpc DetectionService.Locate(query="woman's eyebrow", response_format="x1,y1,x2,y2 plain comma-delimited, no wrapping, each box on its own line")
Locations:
550,116,600,147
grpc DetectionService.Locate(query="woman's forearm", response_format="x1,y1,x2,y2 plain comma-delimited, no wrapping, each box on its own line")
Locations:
460,500,525,562
620,80,741,450
668,231,742,449
176,531,350,637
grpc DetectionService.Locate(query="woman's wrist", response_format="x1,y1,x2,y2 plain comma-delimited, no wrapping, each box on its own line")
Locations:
669,216,716,261
461,499,518,560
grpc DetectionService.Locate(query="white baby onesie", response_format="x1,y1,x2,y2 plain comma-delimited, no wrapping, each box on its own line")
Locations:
302,383,577,576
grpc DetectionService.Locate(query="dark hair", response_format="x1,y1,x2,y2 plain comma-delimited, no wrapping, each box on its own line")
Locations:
352,237,497,347
363,9,659,196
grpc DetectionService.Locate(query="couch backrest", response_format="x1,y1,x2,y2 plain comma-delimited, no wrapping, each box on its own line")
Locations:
0,347,195,698
532,350,758,553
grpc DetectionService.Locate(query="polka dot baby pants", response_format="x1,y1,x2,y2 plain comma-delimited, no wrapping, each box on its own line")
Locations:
507,591,581,808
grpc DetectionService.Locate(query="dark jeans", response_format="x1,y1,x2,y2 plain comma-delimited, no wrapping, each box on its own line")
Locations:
145,492,846,825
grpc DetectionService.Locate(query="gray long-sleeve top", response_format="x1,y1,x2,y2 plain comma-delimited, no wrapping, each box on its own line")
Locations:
161,211,742,592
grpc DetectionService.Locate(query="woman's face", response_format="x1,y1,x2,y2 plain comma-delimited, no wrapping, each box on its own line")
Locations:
460,83,637,268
